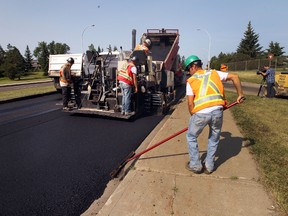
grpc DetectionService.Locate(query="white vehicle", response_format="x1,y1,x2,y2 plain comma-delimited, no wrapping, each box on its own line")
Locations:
48,53,83,91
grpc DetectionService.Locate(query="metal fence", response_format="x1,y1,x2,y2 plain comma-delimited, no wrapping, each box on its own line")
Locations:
224,57,287,71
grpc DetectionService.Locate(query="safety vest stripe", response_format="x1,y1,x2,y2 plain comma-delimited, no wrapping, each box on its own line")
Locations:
209,80,220,94
118,70,132,81
194,98,224,110
194,94,224,106
200,73,210,96
192,71,211,79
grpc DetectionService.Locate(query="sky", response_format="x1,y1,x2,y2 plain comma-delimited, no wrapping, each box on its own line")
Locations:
1,0,288,66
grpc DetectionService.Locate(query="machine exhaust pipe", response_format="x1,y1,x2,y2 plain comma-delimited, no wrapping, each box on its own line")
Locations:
132,29,136,50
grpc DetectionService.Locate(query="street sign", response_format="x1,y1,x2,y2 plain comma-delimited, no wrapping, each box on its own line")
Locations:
268,53,274,60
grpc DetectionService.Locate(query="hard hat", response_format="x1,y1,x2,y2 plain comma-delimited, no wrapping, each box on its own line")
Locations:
220,64,227,69
185,55,202,70
67,57,75,64
144,39,151,46
220,64,228,72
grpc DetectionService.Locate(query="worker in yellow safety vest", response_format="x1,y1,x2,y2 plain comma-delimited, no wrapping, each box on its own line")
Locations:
184,55,244,175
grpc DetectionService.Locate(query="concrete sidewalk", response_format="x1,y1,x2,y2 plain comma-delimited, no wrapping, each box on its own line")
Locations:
87,98,277,216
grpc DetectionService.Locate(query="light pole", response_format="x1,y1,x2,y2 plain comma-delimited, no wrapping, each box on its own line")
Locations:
81,24,95,53
197,28,211,70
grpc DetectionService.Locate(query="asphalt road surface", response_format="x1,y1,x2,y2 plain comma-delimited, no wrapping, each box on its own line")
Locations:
0,94,165,216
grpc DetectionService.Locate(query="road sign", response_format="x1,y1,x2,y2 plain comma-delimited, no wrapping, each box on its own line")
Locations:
268,53,274,60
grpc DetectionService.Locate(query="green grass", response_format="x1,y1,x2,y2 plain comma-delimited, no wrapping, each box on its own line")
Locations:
0,72,56,101
0,86,56,101
0,72,51,85
234,70,263,83
226,91,288,214
232,70,281,84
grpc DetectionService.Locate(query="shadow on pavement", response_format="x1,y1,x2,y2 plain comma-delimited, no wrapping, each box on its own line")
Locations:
215,131,243,170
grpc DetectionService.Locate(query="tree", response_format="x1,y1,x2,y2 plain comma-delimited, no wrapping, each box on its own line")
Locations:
97,46,103,53
0,45,5,77
88,44,96,52
113,46,118,51
34,41,70,75
34,41,49,75
3,44,25,80
237,21,262,59
266,41,285,57
48,41,70,54
180,55,186,70
24,45,33,72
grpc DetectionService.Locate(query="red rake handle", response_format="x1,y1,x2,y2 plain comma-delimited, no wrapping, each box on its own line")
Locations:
224,100,239,110
127,99,242,162
127,127,188,162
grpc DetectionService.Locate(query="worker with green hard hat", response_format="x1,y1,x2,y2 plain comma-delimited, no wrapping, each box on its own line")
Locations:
184,55,202,71
185,54,244,174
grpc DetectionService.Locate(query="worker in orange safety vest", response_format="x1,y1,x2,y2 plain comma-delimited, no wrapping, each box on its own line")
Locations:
60,57,74,110
184,55,244,175
220,64,228,72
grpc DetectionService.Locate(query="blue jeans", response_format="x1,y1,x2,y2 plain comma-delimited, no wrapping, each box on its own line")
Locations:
186,108,223,171
119,82,132,113
266,82,275,98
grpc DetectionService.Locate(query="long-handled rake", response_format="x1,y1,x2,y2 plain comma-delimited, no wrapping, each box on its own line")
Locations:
110,99,244,178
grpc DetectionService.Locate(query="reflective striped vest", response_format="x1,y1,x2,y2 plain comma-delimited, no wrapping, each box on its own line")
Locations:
134,44,149,54
59,66,69,86
187,69,226,113
117,62,135,85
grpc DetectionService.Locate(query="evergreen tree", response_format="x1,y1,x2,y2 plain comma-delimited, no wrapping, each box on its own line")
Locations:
113,46,118,51
3,44,25,80
33,41,49,75
24,45,33,72
97,46,102,53
266,41,285,56
180,55,186,70
0,45,5,77
88,44,96,52
237,21,262,58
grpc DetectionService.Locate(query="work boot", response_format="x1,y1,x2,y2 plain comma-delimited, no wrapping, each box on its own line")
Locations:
63,107,71,111
185,162,203,174
203,164,213,174
125,111,135,116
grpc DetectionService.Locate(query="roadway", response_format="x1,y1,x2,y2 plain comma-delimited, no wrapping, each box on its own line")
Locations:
0,93,166,216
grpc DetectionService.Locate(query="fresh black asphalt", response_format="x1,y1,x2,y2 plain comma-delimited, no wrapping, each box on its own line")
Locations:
0,95,164,216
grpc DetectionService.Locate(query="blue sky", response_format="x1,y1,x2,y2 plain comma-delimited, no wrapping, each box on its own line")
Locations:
1,0,287,66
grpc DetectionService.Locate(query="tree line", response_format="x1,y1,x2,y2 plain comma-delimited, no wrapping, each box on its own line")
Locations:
0,21,287,80
0,41,117,80
209,21,287,70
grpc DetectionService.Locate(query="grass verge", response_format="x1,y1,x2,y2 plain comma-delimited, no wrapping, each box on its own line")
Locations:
0,86,56,101
0,72,51,85
233,70,281,84
226,91,288,214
